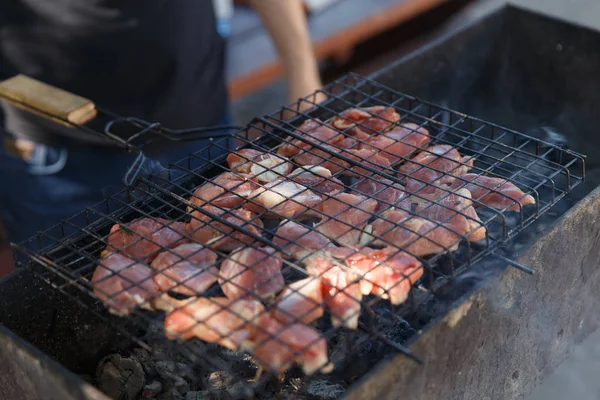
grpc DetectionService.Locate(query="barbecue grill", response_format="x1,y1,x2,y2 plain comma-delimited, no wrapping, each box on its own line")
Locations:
1,4,599,400
5,69,585,400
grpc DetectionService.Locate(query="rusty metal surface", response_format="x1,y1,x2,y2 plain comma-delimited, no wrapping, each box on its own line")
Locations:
0,324,109,400
345,185,600,399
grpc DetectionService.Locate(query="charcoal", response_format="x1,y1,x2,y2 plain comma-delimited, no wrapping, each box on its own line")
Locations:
160,387,183,400
185,391,209,400
155,361,193,393
305,380,346,400
205,371,234,391
95,354,145,400
133,348,157,376
141,381,163,399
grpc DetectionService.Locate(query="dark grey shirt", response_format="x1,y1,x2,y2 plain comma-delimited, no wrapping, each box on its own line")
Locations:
0,0,228,148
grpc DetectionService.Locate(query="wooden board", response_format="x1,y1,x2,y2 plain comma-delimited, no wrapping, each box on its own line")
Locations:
227,0,449,100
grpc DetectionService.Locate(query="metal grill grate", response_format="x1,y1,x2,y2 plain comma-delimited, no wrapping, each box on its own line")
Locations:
12,73,585,397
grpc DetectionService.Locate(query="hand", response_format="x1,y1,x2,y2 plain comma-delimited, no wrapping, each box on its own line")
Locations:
286,72,327,116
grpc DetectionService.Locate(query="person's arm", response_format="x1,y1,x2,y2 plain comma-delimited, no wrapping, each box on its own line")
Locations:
249,0,324,105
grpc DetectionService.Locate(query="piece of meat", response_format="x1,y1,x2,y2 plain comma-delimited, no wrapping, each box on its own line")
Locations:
277,119,344,158
150,243,218,296
107,218,186,262
316,193,378,247
415,188,486,242
227,149,293,183
92,253,160,316
189,172,259,210
293,144,392,178
186,206,264,251
357,123,430,164
371,208,463,257
400,145,474,196
450,173,536,211
330,106,400,134
345,247,423,305
345,148,393,177
244,179,323,219
219,247,285,300
248,314,331,375
272,277,324,325
301,248,362,329
272,220,333,258
354,177,408,213
288,165,344,196
164,297,265,351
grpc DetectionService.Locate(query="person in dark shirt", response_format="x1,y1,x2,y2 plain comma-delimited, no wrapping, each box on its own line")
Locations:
0,0,322,244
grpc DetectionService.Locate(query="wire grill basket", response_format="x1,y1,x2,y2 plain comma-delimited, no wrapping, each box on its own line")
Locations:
13,73,585,398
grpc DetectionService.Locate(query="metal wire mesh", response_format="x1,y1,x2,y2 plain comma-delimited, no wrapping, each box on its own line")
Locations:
12,73,585,398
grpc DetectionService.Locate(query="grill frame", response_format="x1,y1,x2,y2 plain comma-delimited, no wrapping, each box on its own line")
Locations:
11,72,585,397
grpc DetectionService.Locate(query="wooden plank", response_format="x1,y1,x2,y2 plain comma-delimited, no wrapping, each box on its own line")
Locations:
227,0,449,100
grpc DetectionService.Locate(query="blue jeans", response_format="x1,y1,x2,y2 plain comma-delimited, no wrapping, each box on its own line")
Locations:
0,118,234,246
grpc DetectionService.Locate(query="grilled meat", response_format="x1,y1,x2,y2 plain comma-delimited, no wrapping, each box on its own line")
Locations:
227,149,292,183
316,193,378,247
301,247,362,329
151,243,218,296
186,205,264,251
400,145,474,195
357,123,430,164
277,119,344,158
248,313,331,375
330,106,400,134
354,177,408,213
189,172,259,210
107,218,186,262
345,247,423,305
272,277,325,325
450,173,536,211
288,165,344,196
219,246,285,300
244,179,323,219
273,220,333,259
92,252,160,316
164,297,265,351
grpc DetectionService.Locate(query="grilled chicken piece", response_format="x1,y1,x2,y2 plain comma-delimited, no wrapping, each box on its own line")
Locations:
244,179,323,219
354,177,409,213
450,173,536,211
277,119,344,158
415,188,486,242
357,123,430,164
189,172,259,210
371,208,464,256
227,150,293,183
272,277,324,325
186,206,263,251
294,144,393,178
151,243,218,296
301,248,362,329
219,247,285,300
345,247,423,305
288,165,344,196
273,220,333,259
107,218,186,262
92,253,160,316
316,193,378,247
400,145,474,195
248,313,331,375
329,106,400,134
164,297,265,351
